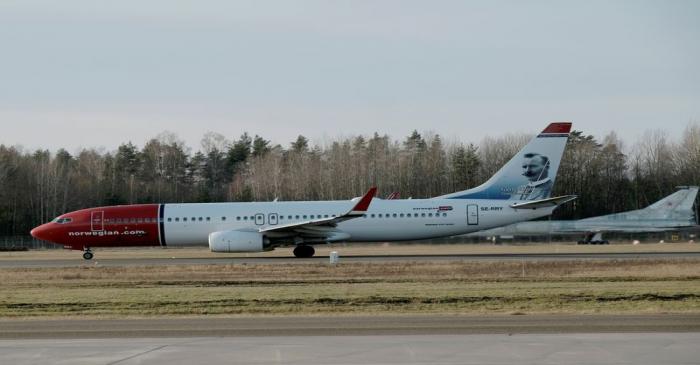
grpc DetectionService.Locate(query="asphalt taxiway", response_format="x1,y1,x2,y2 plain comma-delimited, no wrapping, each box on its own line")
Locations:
1,315,699,365
1,251,699,268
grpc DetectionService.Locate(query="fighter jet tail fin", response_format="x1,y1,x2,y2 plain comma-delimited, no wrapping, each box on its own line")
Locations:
436,122,571,201
640,186,699,222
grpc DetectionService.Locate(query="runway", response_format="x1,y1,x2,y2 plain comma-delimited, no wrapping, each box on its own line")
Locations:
2,251,700,268
1,315,698,364
2,333,699,365
1,314,698,339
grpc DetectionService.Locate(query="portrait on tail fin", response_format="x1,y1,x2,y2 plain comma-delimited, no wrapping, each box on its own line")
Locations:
513,153,552,200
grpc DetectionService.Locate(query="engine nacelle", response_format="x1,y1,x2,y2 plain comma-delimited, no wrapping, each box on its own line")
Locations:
208,230,269,252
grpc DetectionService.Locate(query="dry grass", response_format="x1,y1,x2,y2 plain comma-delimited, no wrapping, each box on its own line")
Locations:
2,242,699,261
2,259,700,285
1,259,699,318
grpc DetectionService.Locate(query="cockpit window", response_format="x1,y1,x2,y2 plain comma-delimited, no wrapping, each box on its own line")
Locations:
52,217,72,224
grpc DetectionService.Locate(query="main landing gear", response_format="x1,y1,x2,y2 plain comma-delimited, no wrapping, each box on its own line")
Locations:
577,233,609,245
293,245,315,258
82,247,94,260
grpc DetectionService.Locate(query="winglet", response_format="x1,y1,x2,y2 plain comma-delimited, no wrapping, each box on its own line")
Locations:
386,192,400,200
350,187,377,214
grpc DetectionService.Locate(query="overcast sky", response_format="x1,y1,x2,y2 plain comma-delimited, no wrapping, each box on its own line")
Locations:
1,0,698,152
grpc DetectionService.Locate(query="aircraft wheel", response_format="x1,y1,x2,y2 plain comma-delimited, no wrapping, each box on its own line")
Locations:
82,251,94,260
293,245,315,258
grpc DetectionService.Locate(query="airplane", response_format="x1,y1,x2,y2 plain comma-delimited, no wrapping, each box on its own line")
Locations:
30,122,576,260
385,192,400,200
470,186,699,244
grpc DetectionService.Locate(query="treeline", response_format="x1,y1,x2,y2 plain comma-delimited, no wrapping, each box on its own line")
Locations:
1,125,698,236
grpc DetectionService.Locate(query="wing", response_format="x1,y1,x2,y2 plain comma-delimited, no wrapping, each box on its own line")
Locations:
258,187,376,240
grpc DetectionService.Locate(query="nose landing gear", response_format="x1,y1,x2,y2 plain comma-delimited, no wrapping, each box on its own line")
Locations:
82,247,94,260
293,245,315,258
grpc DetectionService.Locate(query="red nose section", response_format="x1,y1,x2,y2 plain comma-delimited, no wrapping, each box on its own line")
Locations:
30,224,53,242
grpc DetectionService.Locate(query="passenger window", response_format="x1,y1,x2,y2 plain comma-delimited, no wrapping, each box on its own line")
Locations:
222,217,226,221
206,217,211,221
400,213,404,217
443,213,447,217
371,214,375,218
421,213,426,217
295,215,300,219
288,215,293,219
392,213,397,218
183,217,188,222
428,213,433,217
324,215,329,218
175,217,180,222
198,217,203,221
130,218,137,223
303,215,307,219
167,218,172,222
236,216,241,221
244,216,248,220
378,214,382,218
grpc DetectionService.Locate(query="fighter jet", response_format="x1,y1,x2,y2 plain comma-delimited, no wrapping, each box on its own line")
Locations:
471,186,699,244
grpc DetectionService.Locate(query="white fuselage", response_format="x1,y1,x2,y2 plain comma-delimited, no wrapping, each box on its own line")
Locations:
162,198,553,246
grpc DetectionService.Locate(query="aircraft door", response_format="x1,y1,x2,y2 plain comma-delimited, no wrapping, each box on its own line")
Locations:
91,211,104,231
254,213,265,225
467,205,479,225
268,213,278,225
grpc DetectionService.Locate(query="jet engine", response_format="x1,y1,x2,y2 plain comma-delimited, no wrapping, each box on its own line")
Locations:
208,230,270,252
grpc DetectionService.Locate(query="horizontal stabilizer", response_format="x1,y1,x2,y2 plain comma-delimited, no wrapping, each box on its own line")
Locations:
510,195,577,209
